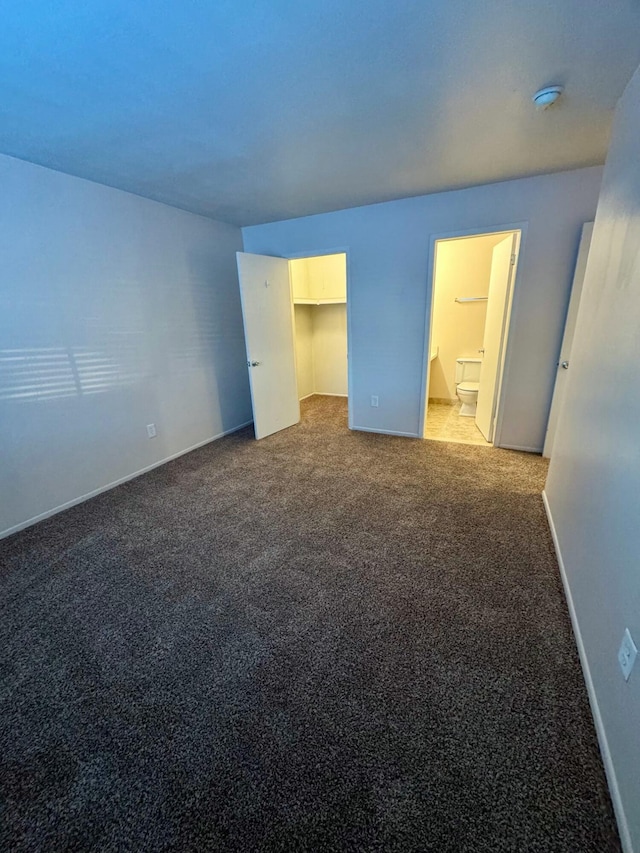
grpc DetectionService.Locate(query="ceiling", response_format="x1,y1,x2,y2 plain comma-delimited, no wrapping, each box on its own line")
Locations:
2,1,640,227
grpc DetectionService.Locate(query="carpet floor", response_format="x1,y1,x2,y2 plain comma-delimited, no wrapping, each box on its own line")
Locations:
0,395,619,852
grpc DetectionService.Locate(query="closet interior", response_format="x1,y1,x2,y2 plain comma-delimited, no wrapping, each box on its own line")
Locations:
290,253,348,400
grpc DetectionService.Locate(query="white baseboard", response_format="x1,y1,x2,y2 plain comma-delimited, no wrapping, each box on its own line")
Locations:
298,393,315,401
497,443,542,453
542,490,633,853
351,425,420,438
1,420,253,541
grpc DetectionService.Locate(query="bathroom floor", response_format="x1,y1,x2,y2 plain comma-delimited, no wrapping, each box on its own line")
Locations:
425,402,491,446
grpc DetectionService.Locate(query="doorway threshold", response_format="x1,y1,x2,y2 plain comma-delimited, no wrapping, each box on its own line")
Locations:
425,403,491,447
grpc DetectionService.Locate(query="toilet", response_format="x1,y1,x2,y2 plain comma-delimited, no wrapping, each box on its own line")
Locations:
455,358,481,416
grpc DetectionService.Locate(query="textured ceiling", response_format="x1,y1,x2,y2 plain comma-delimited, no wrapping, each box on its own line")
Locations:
1,0,639,226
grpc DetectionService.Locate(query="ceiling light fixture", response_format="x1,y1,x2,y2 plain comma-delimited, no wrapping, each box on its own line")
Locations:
532,85,564,110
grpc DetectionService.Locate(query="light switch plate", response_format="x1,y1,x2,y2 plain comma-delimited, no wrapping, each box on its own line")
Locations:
618,628,637,681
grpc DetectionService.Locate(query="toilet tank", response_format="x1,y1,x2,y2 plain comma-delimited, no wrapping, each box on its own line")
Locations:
455,358,481,384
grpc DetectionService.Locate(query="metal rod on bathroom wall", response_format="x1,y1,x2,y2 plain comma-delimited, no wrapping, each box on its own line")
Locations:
454,297,488,303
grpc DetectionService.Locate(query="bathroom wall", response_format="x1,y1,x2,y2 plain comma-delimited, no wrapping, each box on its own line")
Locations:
429,233,504,401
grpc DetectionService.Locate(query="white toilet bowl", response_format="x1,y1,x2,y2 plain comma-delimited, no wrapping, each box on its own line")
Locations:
457,381,479,416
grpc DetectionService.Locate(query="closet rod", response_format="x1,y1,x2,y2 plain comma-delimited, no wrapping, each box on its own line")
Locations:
455,296,488,303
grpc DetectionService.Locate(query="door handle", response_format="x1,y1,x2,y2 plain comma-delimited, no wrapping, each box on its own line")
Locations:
478,348,485,354
248,361,262,367
560,360,569,369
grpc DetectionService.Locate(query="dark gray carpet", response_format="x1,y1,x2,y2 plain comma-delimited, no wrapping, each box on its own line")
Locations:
0,396,619,852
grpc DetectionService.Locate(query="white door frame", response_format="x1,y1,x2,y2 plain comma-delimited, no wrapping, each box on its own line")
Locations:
419,222,528,447
283,247,353,430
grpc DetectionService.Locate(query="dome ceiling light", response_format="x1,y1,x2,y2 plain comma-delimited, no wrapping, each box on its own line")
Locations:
533,85,564,110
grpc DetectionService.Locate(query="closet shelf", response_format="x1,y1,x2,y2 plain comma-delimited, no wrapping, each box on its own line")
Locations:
455,296,488,303
294,297,346,305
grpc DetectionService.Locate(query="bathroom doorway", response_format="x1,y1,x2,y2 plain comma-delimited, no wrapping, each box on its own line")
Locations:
422,228,521,447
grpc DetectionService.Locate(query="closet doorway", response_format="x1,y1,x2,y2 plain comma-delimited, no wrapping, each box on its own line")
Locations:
422,228,522,447
236,251,349,439
290,253,348,404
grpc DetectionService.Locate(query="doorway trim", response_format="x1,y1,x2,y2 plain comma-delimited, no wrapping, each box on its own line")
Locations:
283,246,353,430
419,222,528,447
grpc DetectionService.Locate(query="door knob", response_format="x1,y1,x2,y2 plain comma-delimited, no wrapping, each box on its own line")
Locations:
478,348,485,354
560,360,569,369
248,360,261,367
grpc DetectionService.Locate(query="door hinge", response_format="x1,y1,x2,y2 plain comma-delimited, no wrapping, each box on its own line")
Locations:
510,253,516,265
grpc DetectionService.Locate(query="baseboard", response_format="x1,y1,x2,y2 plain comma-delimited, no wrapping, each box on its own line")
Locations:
496,443,542,453
299,393,315,401
351,425,420,439
542,490,633,853
0,420,254,541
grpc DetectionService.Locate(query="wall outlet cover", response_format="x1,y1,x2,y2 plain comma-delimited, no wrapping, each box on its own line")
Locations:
618,628,638,682
146,423,157,438
371,395,379,407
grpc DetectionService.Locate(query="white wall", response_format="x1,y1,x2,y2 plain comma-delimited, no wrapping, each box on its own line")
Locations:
430,233,503,401
544,67,640,853
293,304,347,399
293,304,314,398
312,305,348,396
0,154,251,538
243,167,602,446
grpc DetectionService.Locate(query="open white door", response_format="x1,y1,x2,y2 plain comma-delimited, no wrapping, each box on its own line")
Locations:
475,233,518,442
543,222,594,458
236,252,300,440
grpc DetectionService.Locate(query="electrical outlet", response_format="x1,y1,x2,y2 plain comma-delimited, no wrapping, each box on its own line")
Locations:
146,423,157,438
371,395,379,407
618,628,637,681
